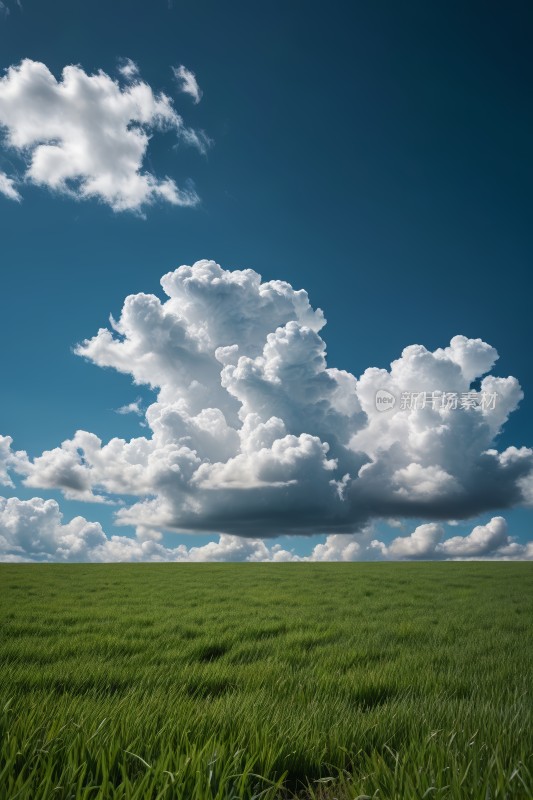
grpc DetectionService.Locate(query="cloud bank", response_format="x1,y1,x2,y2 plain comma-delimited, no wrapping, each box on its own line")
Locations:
1,497,530,563
370,516,533,560
0,59,208,211
1,259,532,554
0,495,318,563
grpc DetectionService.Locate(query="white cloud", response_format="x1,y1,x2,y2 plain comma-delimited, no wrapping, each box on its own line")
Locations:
306,533,361,561
172,65,202,103
0,435,28,487
0,437,16,486
0,496,108,561
193,432,336,489
370,523,443,559
371,516,533,560
0,59,209,212
117,58,139,81
438,516,510,558
1,260,532,545
0,170,20,201
177,531,371,562
116,399,144,416
2,497,530,563
0,495,301,563
392,464,459,499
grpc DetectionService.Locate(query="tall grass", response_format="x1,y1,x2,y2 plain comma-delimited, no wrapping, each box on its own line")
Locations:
0,563,531,798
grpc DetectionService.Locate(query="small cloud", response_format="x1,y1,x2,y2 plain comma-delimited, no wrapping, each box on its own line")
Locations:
0,170,21,201
385,518,404,528
117,58,139,81
173,64,202,104
116,399,143,416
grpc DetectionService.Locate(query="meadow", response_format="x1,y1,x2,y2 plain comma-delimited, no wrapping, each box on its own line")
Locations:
0,562,531,799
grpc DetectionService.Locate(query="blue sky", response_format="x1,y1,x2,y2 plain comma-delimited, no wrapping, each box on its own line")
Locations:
0,0,532,561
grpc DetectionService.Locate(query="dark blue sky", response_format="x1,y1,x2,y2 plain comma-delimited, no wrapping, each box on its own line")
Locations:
1,0,532,553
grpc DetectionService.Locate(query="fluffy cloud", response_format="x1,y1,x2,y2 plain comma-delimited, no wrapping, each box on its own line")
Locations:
118,58,140,81
2,498,530,563
0,437,16,486
0,496,108,562
2,260,533,544
173,65,202,103
0,436,28,487
371,516,533,560
0,495,305,562
370,523,443,559
0,59,209,211
306,533,361,561
438,516,514,558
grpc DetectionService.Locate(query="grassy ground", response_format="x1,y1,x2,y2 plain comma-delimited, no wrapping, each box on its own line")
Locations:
0,562,531,799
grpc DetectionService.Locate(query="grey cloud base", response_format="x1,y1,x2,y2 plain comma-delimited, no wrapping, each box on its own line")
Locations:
1,260,532,544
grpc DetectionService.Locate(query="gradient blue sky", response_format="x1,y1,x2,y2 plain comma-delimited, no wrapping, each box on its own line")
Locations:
1,0,532,558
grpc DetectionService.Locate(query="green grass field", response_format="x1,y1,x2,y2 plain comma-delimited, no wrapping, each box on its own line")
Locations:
0,563,531,799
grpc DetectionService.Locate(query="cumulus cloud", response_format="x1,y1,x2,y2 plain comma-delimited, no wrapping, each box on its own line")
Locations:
370,522,443,559
172,65,202,103
370,516,533,560
306,533,362,561
0,495,175,562
2,260,532,546
0,59,209,212
0,493,368,564
2,498,530,563
0,436,28,486
0,495,316,563
0,496,109,562
0,437,16,486
438,516,513,558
